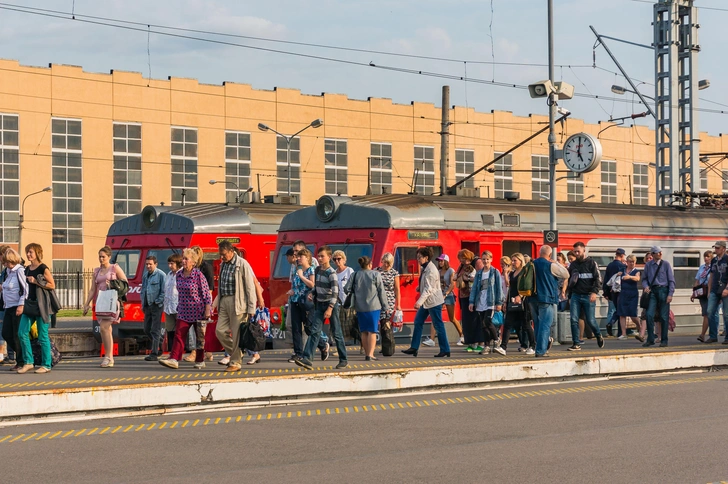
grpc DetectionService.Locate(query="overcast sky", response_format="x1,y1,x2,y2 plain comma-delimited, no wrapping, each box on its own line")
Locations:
1,0,727,136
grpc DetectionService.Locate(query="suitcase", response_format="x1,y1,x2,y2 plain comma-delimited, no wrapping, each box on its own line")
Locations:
380,320,395,356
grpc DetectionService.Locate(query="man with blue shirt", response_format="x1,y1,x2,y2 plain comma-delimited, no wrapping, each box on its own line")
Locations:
532,245,569,357
641,246,676,347
705,240,728,344
141,255,166,361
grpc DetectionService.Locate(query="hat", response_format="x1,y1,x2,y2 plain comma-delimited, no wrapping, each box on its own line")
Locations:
713,241,727,248
650,246,662,254
615,248,626,255
436,254,449,262
285,248,295,257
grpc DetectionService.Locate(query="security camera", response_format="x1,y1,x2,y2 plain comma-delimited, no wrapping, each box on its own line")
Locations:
528,80,556,98
557,107,571,116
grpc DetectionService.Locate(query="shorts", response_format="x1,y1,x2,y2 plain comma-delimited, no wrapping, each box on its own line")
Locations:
444,294,456,306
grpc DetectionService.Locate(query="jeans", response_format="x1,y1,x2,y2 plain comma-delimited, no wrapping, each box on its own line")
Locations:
143,304,164,356
2,308,21,363
476,310,499,344
646,286,670,344
707,291,728,341
18,314,51,369
410,305,450,353
501,309,534,350
534,302,556,355
570,293,600,344
290,299,326,358
304,302,347,362
606,297,616,330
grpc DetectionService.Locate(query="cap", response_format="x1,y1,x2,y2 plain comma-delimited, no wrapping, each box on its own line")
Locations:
436,254,450,262
713,241,727,248
650,246,662,254
615,248,626,255
285,248,295,257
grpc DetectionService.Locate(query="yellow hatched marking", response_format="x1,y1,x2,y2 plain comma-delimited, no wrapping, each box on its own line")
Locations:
36,432,51,441
61,430,75,438
224,417,231,424
181,420,189,428
134,424,145,432
235,416,242,422
48,431,63,440
296,411,302,417
203,418,210,426
147,423,157,430
9,434,25,443
170,421,179,428
325,409,331,415
0,435,14,443
22,433,38,441
287,412,292,418
335,408,340,414
99,427,111,435
75,429,87,437
158,423,167,430
315,410,321,416
266,414,273,420
354,406,359,413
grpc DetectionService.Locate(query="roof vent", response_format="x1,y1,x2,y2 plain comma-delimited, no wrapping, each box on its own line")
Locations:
503,191,520,201
500,213,520,227
481,214,495,226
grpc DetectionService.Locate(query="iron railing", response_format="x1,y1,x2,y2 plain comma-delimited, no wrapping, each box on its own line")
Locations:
53,270,95,310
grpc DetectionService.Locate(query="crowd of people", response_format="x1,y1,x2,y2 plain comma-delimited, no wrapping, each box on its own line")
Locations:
2,238,725,374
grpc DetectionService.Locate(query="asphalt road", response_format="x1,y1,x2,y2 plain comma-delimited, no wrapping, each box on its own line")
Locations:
1,371,726,484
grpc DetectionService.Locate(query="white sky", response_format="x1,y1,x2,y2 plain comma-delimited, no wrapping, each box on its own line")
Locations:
1,0,727,136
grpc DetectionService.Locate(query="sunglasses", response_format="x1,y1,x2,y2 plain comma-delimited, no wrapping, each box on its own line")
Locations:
333,257,341,261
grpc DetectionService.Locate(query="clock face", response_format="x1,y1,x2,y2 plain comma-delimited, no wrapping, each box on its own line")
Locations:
563,133,602,173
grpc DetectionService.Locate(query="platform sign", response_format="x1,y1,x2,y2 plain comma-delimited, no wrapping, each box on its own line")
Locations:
543,230,558,248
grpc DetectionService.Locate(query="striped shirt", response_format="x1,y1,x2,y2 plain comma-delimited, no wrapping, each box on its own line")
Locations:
315,265,339,306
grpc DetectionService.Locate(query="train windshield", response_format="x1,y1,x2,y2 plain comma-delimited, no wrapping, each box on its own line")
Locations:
328,244,373,271
112,249,141,279
148,249,179,270
273,244,315,279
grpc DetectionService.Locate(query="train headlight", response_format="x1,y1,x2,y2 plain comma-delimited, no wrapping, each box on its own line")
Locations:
316,196,337,222
142,206,157,228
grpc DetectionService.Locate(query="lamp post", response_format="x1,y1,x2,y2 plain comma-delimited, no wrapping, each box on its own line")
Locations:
209,179,240,203
611,80,709,105
19,186,51,253
257,119,323,197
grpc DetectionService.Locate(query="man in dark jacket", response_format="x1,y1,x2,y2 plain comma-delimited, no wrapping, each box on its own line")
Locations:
568,242,604,351
603,248,627,337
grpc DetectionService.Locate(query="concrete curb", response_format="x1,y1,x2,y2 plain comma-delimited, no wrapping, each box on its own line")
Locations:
3,349,727,420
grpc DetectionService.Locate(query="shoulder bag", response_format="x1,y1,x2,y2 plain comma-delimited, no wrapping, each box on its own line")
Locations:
343,272,357,310
640,261,664,310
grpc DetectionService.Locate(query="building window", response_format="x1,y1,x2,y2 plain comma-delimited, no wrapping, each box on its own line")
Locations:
601,160,617,204
370,143,392,194
51,118,82,244
722,170,728,194
52,259,83,273
0,114,19,243
113,123,142,220
633,163,648,205
225,131,251,202
455,149,474,189
531,155,549,201
567,175,584,202
414,146,435,195
700,167,708,193
494,152,513,199
277,136,300,195
171,127,197,205
325,139,348,195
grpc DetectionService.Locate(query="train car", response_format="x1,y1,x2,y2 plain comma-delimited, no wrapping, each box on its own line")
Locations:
104,202,298,339
270,194,728,334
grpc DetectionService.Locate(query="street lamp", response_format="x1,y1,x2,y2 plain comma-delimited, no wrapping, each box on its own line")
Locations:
209,179,240,203
19,186,51,253
611,79,709,98
257,119,323,197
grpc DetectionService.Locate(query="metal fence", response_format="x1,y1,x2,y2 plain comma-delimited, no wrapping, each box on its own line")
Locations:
53,271,95,310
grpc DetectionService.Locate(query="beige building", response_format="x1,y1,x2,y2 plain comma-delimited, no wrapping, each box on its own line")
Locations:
4,58,728,271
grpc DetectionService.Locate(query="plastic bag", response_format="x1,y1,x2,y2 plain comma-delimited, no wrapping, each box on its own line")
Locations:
95,289,119,318
492,310,504,327
253,307,271,335
391,309,404,332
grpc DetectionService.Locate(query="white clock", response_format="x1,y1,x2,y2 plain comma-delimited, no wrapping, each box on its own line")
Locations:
562,132,602,174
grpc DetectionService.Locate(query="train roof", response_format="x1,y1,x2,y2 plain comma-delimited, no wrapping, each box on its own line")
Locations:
279,194,728,237
108,203,299,237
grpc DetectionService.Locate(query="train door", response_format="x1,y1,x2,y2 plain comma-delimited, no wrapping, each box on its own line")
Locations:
394,244,442,322
461,241,479,258
502,240,535,260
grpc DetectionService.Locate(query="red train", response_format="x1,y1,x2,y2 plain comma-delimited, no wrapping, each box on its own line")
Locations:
270,194,728,332
104,202,298,339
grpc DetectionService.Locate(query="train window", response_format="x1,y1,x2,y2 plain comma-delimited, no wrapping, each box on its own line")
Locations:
273,244,315,279
112,249,141,279
394,246,442,275
673,251,701,289
328,244,374,272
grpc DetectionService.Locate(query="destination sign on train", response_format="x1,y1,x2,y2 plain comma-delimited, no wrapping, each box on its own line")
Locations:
216,237,241,244
407,231,438,240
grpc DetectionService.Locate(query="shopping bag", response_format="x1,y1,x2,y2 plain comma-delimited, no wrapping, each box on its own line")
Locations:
253,307,271,335
95,289,119,318
391,309,404,332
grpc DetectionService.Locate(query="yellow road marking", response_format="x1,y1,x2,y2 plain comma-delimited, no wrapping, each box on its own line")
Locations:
36,432,50,440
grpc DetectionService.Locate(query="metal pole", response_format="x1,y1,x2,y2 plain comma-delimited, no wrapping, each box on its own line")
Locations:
548,0,557,232
286,137,292,197
440,85,450,195
17,213,23,256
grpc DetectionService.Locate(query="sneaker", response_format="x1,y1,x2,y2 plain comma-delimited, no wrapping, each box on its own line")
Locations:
335,361,348,369
704,338,718,344
218,356,231,365
159,358,179,369
193,362,206,369
518,347,525,352
288,354,299,363
548,337,554,351
493,346,506,356
465,346,475,353
577,340,585,345
606,324,614,337
321,342,330,361
525,348,536,355
295,357,314,370
5,359,16,366
535,352,550,357
568,344,582,351
478,346,490,355
144,355,159,361
617,335,627,340
423,337,436,347
642,341,655,347
659,342,668,347
597,335,605,348
456,336,465,346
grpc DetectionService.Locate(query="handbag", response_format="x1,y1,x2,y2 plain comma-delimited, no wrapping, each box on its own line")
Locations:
23,298,41,318
692,284,708,299
343,272,357,310
639,291,651,310
95,289,119,318
240,321,266,352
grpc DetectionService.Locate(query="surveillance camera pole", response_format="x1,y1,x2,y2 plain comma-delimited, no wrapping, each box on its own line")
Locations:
548,0,557,232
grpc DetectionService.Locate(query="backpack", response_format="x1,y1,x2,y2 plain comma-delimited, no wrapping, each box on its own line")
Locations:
518,262,536,297
31,338,63,367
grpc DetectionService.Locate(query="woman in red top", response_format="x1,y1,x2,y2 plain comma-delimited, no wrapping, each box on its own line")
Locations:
159,248,211,370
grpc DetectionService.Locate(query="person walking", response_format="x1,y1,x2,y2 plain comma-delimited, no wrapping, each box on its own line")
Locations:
468,250,504,354
159,248,212,369
288,248,328,362
496,253,535,355
705,241,728,344
18,243,56,374
618,255,643,341
694,250,712,342
295,246,348,370
422,254,463,347
603,248,627,337
184,246,214,363
333,250,356,344
455,250,480,353
2,248,26,371
212,241,257,371
163,253,181,354
0,245,11,365
377,252,400,356
532,245,568,357
567,242,605,351
642,246,676,347
402,247,450,357
141,255,166,361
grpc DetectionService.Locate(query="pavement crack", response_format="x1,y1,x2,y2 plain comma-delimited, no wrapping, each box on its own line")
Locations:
197,384,214,403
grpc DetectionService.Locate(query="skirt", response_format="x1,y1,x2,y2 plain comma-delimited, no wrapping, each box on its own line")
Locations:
357,310,380,333
617,289,638,318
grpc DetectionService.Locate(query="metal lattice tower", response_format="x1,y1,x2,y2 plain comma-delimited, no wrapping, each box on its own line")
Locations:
654,0,700,206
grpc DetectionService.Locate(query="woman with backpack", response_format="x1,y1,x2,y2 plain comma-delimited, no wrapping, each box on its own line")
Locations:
468,250,504,355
